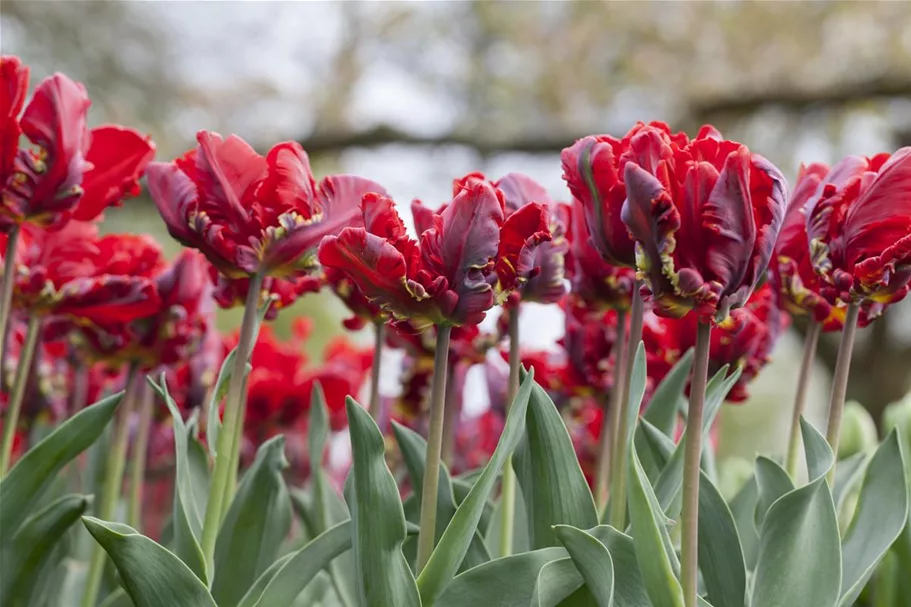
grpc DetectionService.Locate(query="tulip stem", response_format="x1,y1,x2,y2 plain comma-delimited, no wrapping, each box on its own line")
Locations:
202,271,264,576
785,320,821,480
81,366,140,607
596,308,627,512
499,309,521,557
825,303,860,483
0,225,20,376
127,381,154,530
0,315,40,477
681,320,712,607
440,360,458,467
608,286,644,529
416,324,452,572
369,321,385,418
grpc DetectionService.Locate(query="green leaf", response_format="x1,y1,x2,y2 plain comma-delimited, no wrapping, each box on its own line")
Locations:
832,451,867,510
345,398,420,607
147,376,208,583
627,443,684,607
212,435,292,607
653,366,742,514
697,472,745,607
81,517,217,607
1,494,92,606
392,421,491,570
554,525,614,607
838,431,909,607
624,343,648,448
514,381,598,548
529,558,589,607
635,419,677,483
435,547,568,607
238,521,352,607
0,392,121,546
591,526,651,606
750,419,841,607
98,589,133,607
753,457,794,530
643,349,694,436
729,476,759,571
416,369,535,605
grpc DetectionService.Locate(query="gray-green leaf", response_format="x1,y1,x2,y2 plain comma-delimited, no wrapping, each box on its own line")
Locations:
643,349,694,437
697,472,746,607
554,525,614,607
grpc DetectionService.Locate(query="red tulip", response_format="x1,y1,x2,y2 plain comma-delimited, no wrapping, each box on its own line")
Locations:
562,121,689,267
566,198,636,311
559,301,623,397
148,131,386,280
210,266,321,321
621,125,788,322
805,148,911,312
0,56,155,230
320,176,533,329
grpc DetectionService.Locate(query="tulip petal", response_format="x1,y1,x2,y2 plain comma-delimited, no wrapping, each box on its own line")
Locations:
258,141,317,217
702,148,755,292
1,55,29,185
495,201,552,293
411,200,437,236
194,131,265,222
494,172,554,213
146,161,199,245
73,126,156,221
363,193,408,240
55,276,161,324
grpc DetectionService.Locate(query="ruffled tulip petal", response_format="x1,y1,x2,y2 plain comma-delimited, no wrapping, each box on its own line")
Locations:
146,161,202,246
494,172,554,213
1,55,29,185
363,192,408,240
495,201,551,293
411,199,437,236
195,130,264,222
55,276,161,324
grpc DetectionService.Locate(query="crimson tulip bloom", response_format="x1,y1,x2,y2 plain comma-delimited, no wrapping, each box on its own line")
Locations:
147,131,386,280
320,176,533,329
621,125,788,322
562,121,689,267
210,266,321,321
806,148,911,311
0,56,155,230
1,221,162,325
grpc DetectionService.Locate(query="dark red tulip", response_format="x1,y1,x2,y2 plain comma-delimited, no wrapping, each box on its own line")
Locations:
324,265,385,330
621,125,788,322
147,131,386,280
805,148,911,313
0,56,155,230
559,301,623,397
210,265,321,321
566,198,636,311
320,176,530,329
562,121,689,267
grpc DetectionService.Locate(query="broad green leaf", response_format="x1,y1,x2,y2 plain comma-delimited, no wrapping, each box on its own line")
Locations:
98,589,133,607
627,444,684,607
435,547,567,607
82,517,217,607
483,475,531,557
753,457,794,530
147,376,208,583
392,421,491,569
643,348,694,436
212,435,292,607
729,476,759,571
0,393,121,546
751,419,840,607
554,525,614,607
635,419,676,482
623,343,648,448
1,494,91,606
529,558,589,607
238,521,352,607
838,431,908,607
416,369,534,605
653,366,742,514
697,472,745,607
514,380,598,549
591,526,651,606
451,477,495,535
832,451,867,510
345,398,420,607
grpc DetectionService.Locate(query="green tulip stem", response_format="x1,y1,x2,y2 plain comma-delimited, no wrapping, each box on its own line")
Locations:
369,320,385,418
201,270,264,576
681,319,712,607
825,302,860,483
127,381,154,530
0,224,20,375
81,365,140,607
596,308,627,512
440,360,459,467
498,309,521,558
0,314,40,477
608,284,644,529
416,324,452,572
785,320,821,480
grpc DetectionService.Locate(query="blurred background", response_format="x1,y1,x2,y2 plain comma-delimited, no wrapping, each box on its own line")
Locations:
4,0,911,464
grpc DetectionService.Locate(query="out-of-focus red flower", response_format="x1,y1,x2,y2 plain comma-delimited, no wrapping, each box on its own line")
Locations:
148,131,386,280
621,124,787,322
805,148,911,314
320,176,543,329
566,198,636,311
304,337,373,431
562,121,690,268
162,321,224,417
643,282,789,402
452,409,504,474
559,302,622,397
0,56,155,230
324,265,385,330
2,221,163,325
209,264,321,320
